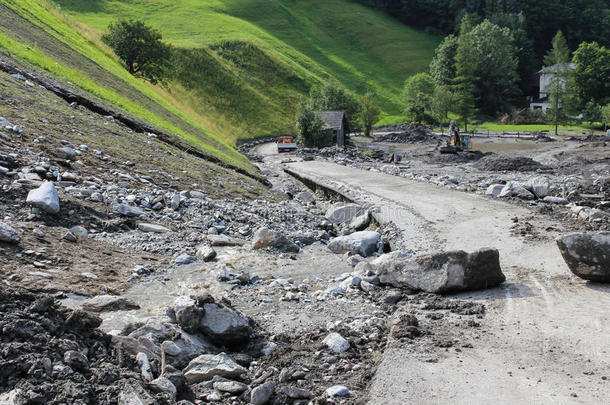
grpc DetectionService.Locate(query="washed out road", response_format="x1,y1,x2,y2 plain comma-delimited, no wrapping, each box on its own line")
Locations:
285,160,610,405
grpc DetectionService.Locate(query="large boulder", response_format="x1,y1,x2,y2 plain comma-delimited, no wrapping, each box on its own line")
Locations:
0,221,20,243
325,203,364,225
26,181,60,213
523,176,550,198
196,245,217,262
183,353,246,384
116,204,146,217
199,302,251,346
371,248,505,293
327,231,380,257
252,228,299,253
498,181,535,200
557,233,610,282
81,295,140,312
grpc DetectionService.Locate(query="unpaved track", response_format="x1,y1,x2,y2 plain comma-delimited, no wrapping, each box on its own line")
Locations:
285,160,610,404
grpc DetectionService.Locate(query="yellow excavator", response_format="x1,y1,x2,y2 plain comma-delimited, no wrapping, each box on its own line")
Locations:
440,121,472,154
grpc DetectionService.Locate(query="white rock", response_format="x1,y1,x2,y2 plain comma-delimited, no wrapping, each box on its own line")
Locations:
325,203,364,225
485,184,504,197
327,231,380,257
26,181,60,213
498,181,535,200
323,332,350,353
326,385,350,397
137,223,170,233
0,221,20,243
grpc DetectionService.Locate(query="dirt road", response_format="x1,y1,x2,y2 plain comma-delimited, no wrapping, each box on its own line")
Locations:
285,160,610,404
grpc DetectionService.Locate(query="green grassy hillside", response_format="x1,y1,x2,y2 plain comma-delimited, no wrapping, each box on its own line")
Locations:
0,0,437,169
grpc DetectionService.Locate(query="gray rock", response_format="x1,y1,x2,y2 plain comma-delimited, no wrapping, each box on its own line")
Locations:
327,231,380,257
0,221,20,243
116,204,146,217
136,352,154,382
485,184,504,197
173,296,204,334
252,227,299,253
70,225,88,238
498,181,535,200
523,176,550,198
63,350,88,371
0,389,28,405
295,191,315,204
326,385,350,397
63,231,78,242
196,245,217,262
183,353,246,384
26,181,60,213
557,233,610,282
56,147,77,160
325,203,364,225
281,386,312,399
150,377,177,400
349,211,370,231
174,254,197,265
371,249,505,293
200,303,251,345
137,223,170,233
207,234,245,247
322,332,350,353
251,382,275,405
81,295,140,312
213,380,248,394
543,196,568,204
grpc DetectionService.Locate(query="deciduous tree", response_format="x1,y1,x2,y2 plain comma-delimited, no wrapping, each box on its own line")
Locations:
543,30,571,135
359,92,381,137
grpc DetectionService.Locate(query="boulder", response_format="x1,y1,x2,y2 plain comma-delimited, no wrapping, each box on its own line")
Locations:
150,377,177,400
327,231,380,257
0,221,20,243
137,223,170,233
322,332,350,353
183,353,246,384
207,234,245,247
26,181,60,213
485,184,504,197
295,191,315,204
325,203,364,225
199,302,251,346
251,382,275,405
172,296,204,334
556,233,610,282
81,295,140,312
349,211,370,231
56,147,77,160
498,181,535,200
543,196,568,204
523,176,550,198
371,248,505,293
326,385,350,397
174,254,197,265
213,380,248,394
252,227,299,253
116,204,146,217
196,245,217,262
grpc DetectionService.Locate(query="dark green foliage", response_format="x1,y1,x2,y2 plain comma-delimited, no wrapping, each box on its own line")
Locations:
582,101,602,127
102,19,171,84
430,35,458,86
295,102,332,148
309,83,361,131
403,72,435,123
360,92,381,137
543,31,571,135
571,42,610,107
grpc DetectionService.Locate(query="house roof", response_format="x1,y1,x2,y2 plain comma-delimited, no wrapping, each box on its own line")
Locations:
316,110,345,130
539,63,575,74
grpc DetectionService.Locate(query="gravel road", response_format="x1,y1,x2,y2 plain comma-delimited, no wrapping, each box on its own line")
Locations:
285,160,610,404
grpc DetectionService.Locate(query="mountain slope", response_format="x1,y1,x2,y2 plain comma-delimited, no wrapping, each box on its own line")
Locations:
0,0,437,169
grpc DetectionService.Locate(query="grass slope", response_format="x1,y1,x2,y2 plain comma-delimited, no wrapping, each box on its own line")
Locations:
0,0,437,168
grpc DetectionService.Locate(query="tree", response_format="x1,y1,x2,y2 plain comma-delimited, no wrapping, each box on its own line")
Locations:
452,15,478,130
543,30,571,135
571,42,610,107
404,72,435,123
359,92,381,137
295,102,330,148
102,19,171,84
582,101,602,128
309,83,361,131
431,85,453,132
602,104,610,132
430,35,458,86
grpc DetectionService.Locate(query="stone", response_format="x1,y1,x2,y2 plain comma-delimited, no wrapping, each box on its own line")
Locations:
56,147,77,160
150,377,177,400
26,181,60,213
213,380,248,394
523,176,550,198
183,353,247,384
485,184,505,197
116,204,146,217
251,382,275,405
371,249,506,293
295,191,315,204
281,386,312,399
327,231,380,257
252,227,299,253
63,350,88,371
556,233,610,282
70,225,88,238
137,223,170,233
174,254,197,265
199,303,251,346
136,352,154,382
326,385,350,397
173,296,204,334
196,245,217,262
0,221,20,243
325,203,364,225
63,231,78,242
349,211,371,231
543,196,568,204
323,332,350,353
498,181,535,200
81,295,140,312
207,234,245,246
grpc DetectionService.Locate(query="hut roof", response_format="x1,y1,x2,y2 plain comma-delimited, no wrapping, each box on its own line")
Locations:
317,110,346,130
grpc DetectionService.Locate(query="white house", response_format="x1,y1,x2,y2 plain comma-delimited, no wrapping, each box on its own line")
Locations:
529,63,574,114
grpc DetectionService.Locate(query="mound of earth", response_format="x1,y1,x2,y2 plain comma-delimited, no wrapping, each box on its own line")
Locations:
474,154,548,172
0,287,169,404
373,124,437,144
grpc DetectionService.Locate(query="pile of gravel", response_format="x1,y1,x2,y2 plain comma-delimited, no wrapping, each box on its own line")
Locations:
474,154,548,172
